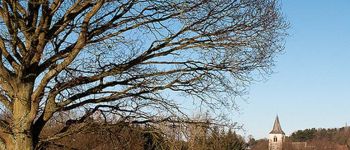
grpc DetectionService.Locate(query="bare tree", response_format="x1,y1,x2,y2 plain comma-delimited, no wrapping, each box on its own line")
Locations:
0,0,287,149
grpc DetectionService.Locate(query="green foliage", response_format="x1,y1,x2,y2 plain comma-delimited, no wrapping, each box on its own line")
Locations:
288,127,350,147
290,128,317,142
143,128,169,150
203,127,246,150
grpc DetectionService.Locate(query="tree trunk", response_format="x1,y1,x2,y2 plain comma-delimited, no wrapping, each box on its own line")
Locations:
11,133,33,150
8,82,36,150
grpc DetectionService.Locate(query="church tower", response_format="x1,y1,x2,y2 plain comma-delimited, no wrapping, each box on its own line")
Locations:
269,116,285,150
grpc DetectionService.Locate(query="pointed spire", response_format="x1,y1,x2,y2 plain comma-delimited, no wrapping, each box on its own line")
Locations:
270,115,285,134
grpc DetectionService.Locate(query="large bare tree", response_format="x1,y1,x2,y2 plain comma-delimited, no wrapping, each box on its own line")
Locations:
0,0,287,149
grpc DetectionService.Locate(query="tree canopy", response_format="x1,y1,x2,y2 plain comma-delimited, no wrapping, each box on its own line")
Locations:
0,0,287,149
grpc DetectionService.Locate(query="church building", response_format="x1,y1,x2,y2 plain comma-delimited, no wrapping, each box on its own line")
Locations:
269,116,285,150
267,116,348,150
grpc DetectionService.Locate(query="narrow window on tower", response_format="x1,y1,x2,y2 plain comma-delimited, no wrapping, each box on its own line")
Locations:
274,136,277,142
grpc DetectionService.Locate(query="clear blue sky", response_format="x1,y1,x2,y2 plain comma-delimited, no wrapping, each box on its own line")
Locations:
236,0,350,139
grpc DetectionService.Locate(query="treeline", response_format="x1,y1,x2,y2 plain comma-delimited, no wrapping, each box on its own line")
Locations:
250,127,350,150
289,127,350,146
40,120,247,150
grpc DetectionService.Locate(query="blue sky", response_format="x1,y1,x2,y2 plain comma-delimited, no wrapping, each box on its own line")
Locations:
236,0,350,139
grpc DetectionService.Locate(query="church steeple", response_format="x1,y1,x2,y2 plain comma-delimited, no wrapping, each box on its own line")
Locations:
268,115,285,150
270,115,285,134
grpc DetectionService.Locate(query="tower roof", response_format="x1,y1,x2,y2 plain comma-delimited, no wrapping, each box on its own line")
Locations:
270,115,285,134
